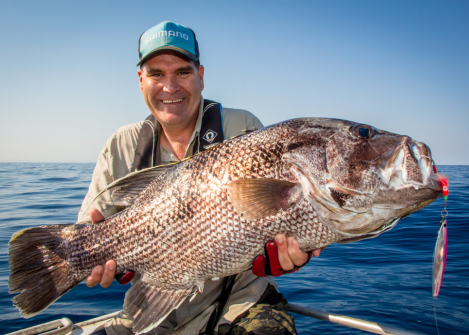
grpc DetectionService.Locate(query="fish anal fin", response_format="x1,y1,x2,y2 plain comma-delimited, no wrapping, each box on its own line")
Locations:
123,279,192,334
226,178,303,220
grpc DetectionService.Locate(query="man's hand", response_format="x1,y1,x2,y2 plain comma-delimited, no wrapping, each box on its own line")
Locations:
85,209,117,288
252,234,326,277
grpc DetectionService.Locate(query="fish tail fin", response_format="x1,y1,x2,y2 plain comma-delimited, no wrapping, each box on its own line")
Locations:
8,225,83,317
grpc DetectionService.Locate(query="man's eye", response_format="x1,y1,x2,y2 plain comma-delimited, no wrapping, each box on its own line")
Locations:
178,71,190,75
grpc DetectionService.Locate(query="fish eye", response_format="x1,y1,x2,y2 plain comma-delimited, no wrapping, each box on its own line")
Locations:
351,124,375,139
359,127,370,138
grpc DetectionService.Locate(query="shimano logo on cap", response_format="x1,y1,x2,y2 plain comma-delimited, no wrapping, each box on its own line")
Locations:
145,31,189,44
137,21,199,66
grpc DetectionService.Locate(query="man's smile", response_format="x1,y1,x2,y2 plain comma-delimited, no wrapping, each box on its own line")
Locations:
162,98,184,104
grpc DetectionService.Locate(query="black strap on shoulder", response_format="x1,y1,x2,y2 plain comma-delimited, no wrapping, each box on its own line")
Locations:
132,99,224,172
193,99,224,154
202,275,237,335
131,115,159,172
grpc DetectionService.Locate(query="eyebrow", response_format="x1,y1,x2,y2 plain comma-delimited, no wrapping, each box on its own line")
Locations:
145,66,194,75
175,66,195,73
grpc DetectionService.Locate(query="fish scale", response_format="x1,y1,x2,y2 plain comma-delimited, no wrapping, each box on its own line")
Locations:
55,120,340,287
8,118,442,334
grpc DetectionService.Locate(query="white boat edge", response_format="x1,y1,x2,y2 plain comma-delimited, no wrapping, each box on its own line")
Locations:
6,306,427,335
71,311,120,334
5,311,120,335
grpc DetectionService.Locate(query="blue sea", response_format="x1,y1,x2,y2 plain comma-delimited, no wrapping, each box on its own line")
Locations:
0,163,467,334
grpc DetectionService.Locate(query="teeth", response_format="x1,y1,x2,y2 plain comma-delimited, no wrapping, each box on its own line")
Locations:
162,99,183,104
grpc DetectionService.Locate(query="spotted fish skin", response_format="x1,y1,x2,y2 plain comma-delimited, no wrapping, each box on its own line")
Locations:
9,118,442,334
57,119,341,288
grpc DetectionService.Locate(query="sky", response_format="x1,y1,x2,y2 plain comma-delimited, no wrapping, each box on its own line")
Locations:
0,1,468,164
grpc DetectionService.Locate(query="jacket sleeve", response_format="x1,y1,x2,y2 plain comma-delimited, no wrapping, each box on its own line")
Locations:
77,144,118,222
77,122,142,222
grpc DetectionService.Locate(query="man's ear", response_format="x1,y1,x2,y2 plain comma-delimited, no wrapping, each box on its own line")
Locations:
198,65,205,91
137,68,144,93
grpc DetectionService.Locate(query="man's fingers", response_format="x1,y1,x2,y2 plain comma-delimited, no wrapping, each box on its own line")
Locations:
286,237,309,266
85,265,104,287
90,209,105,224
275,234,294,272
85,260,116,288
100,260,116,288
311,246,327,258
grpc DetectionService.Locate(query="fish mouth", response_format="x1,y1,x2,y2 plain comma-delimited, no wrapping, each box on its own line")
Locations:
287,137,442,237
379,138,437,189
372,138,442,209
323,138,442,211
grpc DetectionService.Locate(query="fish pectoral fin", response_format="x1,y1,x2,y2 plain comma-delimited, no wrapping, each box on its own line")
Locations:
227,178,303,220
123,279,192,334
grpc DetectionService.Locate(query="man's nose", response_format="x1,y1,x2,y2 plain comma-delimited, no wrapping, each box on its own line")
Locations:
162,75,179,94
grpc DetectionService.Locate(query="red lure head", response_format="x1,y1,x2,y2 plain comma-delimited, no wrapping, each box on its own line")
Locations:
438,175,449,204
433,161,448,202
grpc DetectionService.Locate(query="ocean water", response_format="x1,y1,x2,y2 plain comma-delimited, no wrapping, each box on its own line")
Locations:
0,163,467,334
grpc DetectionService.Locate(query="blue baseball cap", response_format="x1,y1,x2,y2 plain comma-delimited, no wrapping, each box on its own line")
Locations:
137,21,199,66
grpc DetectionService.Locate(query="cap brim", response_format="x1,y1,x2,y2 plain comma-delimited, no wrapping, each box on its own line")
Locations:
137,46,198,66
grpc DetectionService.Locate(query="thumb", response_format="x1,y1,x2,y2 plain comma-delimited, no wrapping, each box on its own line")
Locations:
90,209,105,224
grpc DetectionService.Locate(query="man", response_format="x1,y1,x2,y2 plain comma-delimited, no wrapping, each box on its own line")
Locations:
79,21,324,335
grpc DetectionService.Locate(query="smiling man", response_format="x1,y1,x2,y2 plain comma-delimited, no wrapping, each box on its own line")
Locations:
139,52,204,161
79,21,323,335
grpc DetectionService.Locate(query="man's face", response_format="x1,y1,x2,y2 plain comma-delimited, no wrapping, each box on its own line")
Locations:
138,52,204,128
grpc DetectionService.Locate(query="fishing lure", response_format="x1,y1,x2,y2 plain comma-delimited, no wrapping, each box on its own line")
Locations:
432,169,449,298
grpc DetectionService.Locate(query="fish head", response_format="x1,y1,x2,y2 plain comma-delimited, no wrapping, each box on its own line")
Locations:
283,118,442,237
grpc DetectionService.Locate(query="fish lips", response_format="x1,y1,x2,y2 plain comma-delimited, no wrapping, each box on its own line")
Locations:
373,177,442,210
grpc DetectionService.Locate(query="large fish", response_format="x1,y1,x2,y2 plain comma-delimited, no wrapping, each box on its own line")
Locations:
9,118,442,334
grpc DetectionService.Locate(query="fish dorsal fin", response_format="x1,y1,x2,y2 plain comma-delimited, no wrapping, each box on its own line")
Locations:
226,178,303,220
110,164,176,206
81,164,176,217
123,278,192,334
